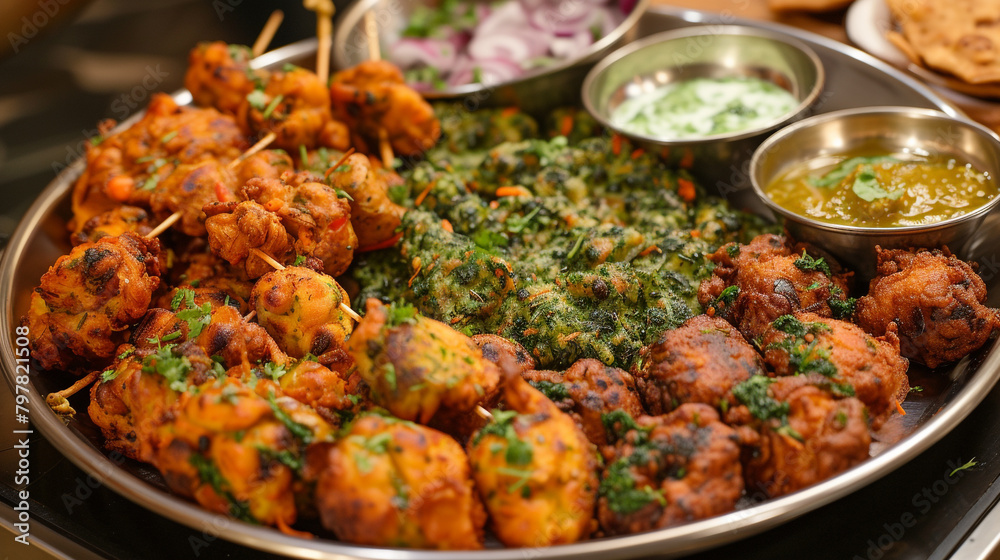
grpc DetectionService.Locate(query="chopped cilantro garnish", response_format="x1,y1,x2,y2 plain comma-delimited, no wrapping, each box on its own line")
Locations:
528,379,571,402
712,285,739,308
950,458,978,477
386,302,418,327
732,376,789,423
383,362,397,391
262,362,287,381
159,130,178,144
335,188,354,201
189,453,256,523
141,345,193,392
172,289,213,338
100,368,119,383
267,393,314,444
246,89,268,111
293,254,307,266
261,94,283,119
828,295,857,319
793,249,832,277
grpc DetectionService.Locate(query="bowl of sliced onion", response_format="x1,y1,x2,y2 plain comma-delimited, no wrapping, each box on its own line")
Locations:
333,0,649,115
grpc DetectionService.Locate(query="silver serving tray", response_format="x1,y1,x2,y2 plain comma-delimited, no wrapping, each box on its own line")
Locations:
2,7,998,560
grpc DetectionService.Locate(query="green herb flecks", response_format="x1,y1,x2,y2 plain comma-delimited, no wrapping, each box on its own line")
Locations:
189,453,256,523
267,393,314,444
141,345,193,392
950,457,978,477
852,165,905,202
528,379,571,402
809,156,900,188
793,249,832,277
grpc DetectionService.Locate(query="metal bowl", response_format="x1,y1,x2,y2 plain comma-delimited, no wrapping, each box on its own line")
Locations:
332,0,648,116
582,25,824,193
750,106,1000,279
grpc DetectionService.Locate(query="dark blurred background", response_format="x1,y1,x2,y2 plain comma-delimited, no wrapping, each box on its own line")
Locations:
0,0,349,246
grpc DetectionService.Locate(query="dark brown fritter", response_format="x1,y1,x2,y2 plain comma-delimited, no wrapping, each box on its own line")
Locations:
598,404,743,535
759,312,909,429
697,234,853,340
726,374,871,498
24,233,161,372
637,314,765,414
856,246,1000,368
522,358,645,446
150,159,239,237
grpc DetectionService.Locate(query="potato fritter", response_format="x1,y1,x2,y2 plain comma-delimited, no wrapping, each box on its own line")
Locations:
759,312,909,429
856,247,1000,368
598,404,743,535
697,234,853,340
638,314,765,414
468,373,598,547
726,374,871,498
307,414,486,549
522,358,645,446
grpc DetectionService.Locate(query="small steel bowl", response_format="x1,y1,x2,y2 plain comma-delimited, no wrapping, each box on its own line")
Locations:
582,25,824,192
332,0,649,116
750,106,1000,278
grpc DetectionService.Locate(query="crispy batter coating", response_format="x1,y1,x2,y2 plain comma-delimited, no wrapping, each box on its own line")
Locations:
204,200,296,278
238,67,350,151
185,42,259,115
598,404,743,535
522,358,645,446
151,159,240,237
232,149,294,186
760,312,909,429
248,358,358,419
25,233,161,372
468,373,599,547
70,93,246,232
347,299,500,425
697,234,853,340
726,374,871,498
70,205,152,246
638,314,765,415
330,60,441,156
250,267,354,366
856,247,1000,368
472,334,537,373
155,284,248,315
167,246,255,303
307,414,486,549
326,154,406,249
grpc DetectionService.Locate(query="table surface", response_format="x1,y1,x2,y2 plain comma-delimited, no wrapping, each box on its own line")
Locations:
3,1,1000,559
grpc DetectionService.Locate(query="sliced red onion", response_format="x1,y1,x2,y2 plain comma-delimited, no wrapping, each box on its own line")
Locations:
619,0,637,14
468,29,551,62
527,0,593,36
549,29,592,59
389,37,458,70
448,56,524,86
476,0,530,36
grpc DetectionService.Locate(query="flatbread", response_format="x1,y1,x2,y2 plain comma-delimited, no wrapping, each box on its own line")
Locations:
887,0,1000,84
768,0,855,12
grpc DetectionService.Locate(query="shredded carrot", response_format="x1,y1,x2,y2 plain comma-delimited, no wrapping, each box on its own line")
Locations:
611,133,623,156
679,149,694,169
501,107,519,117
690,229,701,238
408,258,422,287
414,180,436,206
562,331,581,342
677,178,696,203
637,245,662,258
441,219,453,232
106,175,135,202
630,148,645,160
527,289,552,300
489,200,499,209
560,114,574,137
896,400,906,416
523,328,539,336
264,198,284,212
450,316,464,324
214,181,233,203
495,186,532,197
357,231,402,252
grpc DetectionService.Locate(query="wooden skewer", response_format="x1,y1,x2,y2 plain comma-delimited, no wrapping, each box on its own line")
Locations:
250,248,363,322
228,131,277,170
244,310,256,322
475,405,494,420
304,0,335,84
324,147,356,178
145,210,182,239
363,11,396,167
47,370,100,416
252,10,284,58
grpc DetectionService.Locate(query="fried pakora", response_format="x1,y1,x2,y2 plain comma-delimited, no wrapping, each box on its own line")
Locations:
856,247,1000,368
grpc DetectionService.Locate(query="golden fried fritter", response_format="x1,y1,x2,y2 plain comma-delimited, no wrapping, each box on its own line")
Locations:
204,200,296,279
185,42,259,115
759,312,908,429
468,373,598,547
151,159,241,237
326,153,406,249
330,60,441,156
598,404,743,535
726,374,871,498
25,233,161,372
638,314,765,415
247,358,358,419
70,93,246,232
250,266,354,366
307,414,486,549
167,246,255,303
522,358,645,446
856,247,1000,368
70,205,152,246
347,299,500,425
697,234,853,340
233,148,294,185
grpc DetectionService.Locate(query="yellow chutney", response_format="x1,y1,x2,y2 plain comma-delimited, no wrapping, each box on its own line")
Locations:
764,151,998,227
